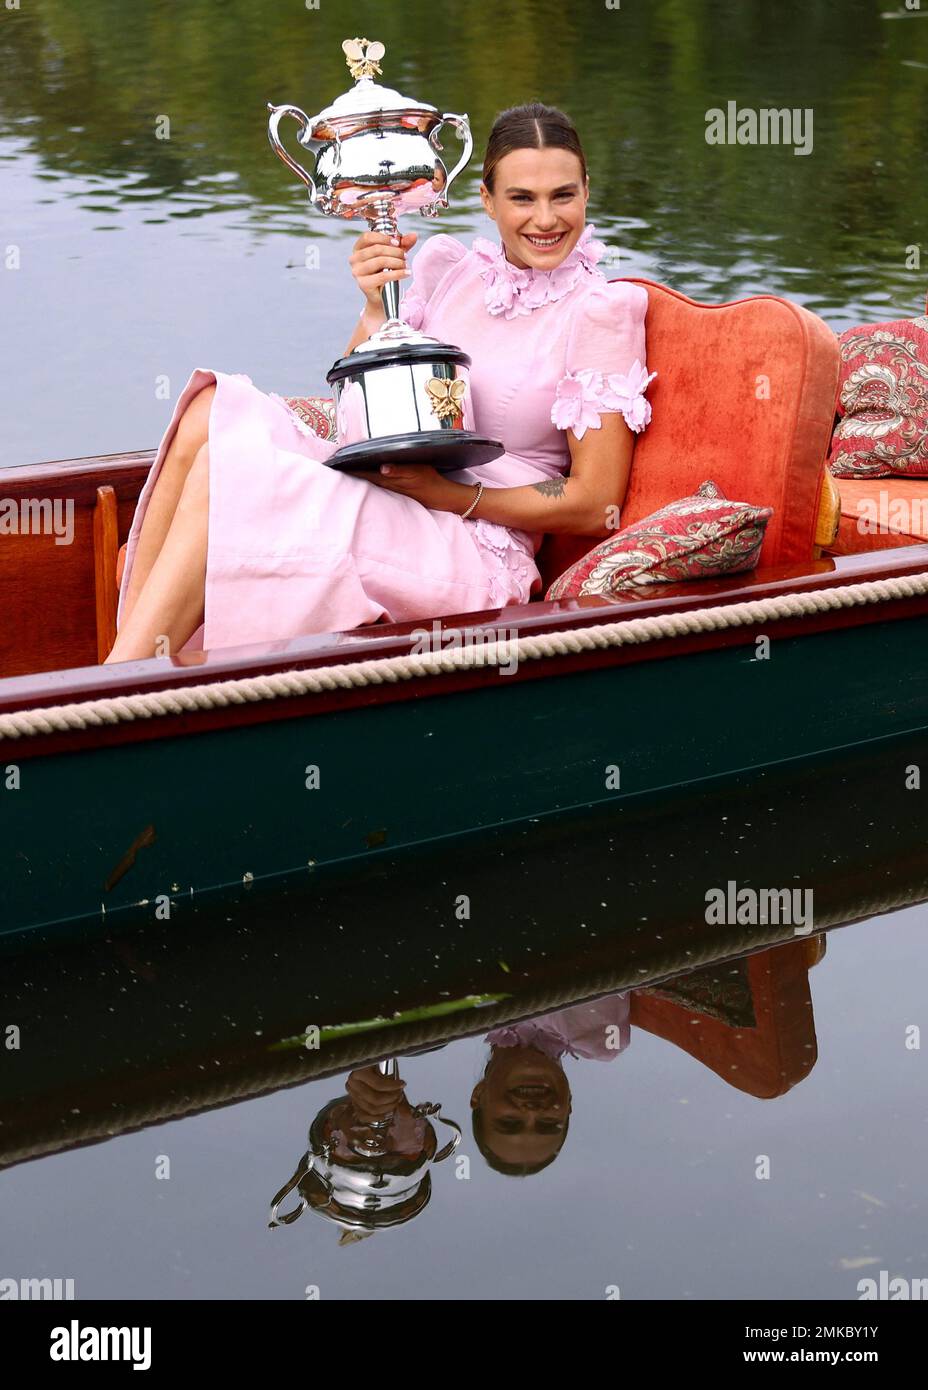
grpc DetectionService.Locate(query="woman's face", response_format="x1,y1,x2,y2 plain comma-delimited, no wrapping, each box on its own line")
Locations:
470,1044,571,1168
479,146,589,271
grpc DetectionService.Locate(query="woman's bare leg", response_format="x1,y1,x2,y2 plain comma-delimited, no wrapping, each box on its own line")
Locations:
120,383,216,626
104,444,211,664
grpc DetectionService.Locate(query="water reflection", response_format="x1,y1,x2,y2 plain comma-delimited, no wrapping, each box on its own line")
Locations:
1,730,925,1295
2,731,925,1176
472,995,628,1174
266,936,821,1243
270,1059,462,1240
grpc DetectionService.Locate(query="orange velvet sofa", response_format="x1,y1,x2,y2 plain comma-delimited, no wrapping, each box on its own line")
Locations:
827,475,928,557
535,277,841,592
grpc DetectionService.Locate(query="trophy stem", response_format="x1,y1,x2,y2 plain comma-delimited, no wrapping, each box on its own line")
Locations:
352,1056,398,1158
369,198,402,323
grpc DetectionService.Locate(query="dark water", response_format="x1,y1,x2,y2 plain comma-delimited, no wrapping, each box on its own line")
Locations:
2,736,927,1300
2,0,928,1303
1,0,927,466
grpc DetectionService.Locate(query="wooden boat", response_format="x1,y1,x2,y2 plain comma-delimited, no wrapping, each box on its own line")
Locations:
4,277,928,937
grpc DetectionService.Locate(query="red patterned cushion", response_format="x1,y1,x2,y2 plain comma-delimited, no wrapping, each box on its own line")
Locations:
828,316,928,478
545,481,772,600
281,395,338,442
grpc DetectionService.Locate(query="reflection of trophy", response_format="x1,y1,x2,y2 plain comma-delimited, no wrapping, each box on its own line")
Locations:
269,1059,461,1239
267,37,504,472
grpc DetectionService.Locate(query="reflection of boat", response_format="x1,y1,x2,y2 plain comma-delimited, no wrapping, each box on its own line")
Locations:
1,735,925,1172
4,280,928,935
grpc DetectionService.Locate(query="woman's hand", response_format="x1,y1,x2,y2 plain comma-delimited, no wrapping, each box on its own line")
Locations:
349,229,418,312
353,462,472,514
345,1065,407,1122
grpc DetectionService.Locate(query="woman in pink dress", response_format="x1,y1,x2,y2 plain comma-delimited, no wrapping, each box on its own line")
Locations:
105,104,656,663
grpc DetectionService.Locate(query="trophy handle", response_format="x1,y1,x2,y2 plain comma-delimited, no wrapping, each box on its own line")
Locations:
266,102,318,200
268,1151,312,1227
268,1147,333,1227
424,112,473,215
411,1099,462,1163
432,1112,463,1163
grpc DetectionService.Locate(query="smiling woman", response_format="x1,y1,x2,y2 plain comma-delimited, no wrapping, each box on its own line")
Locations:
105,103,655,664
471,993,630,1175
479,102,590,268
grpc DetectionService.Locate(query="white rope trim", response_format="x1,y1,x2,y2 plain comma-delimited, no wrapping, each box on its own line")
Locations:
3,569,928,742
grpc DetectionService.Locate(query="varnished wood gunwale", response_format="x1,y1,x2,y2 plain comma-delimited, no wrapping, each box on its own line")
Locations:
1,449,155,489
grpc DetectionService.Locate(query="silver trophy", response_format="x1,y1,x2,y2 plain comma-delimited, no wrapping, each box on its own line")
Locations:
267,37,503,471
268,1059,462,1237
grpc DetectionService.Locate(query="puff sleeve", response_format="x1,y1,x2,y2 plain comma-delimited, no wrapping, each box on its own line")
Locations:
399,233,468,331
551,281,656,440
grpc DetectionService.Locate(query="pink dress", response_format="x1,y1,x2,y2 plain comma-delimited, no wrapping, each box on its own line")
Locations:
116,223,655,652
485,993,632,1060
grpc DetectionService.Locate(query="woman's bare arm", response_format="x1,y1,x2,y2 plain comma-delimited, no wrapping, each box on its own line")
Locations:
465,413,636,537
344,303,386,355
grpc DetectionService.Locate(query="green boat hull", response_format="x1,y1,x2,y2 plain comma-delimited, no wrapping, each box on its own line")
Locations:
4,613,928,936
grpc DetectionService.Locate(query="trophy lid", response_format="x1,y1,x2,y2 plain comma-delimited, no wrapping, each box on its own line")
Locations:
310,38,438,136
345,325,458,358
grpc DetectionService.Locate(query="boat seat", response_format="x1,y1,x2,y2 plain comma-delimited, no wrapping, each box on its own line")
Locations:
824,474,928,556
534,276,842,593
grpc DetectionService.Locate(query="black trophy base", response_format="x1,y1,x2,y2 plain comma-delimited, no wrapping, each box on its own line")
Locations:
323,431,505,474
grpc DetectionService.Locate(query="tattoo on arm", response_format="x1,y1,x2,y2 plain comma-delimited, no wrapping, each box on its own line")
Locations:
532,477,567,499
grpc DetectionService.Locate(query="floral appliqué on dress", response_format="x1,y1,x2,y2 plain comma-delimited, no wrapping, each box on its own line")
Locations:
472,222,608,320
551,361,658,439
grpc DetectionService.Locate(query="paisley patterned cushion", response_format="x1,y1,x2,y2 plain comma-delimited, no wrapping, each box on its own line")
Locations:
828,316,928,478
278,395,338,442
545,480,772,600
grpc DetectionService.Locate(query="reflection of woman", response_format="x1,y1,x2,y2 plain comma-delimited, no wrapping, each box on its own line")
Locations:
471,994,630,1175
106,103,655,662
338,937,821,1185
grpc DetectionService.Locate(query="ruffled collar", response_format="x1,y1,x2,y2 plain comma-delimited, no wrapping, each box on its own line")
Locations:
471,222,607,319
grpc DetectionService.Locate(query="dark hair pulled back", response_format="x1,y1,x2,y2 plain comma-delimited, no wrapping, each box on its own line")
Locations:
482,102,588,193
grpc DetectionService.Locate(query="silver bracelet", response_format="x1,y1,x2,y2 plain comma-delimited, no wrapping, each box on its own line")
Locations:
460,482,483,520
